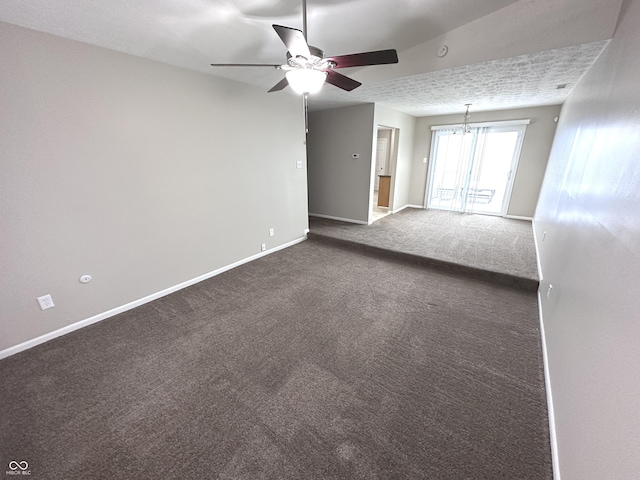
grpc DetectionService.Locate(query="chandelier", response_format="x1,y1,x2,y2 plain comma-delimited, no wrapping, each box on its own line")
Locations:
454,104,472,135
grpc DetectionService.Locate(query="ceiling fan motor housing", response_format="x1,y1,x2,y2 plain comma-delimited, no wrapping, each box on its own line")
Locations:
286,46,335,70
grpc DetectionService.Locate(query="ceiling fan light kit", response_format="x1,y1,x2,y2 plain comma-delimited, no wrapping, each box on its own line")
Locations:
286,69,327,95
209,0,398,132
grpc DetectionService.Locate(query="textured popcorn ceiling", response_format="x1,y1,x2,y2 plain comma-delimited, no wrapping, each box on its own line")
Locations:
309,41,609,115
0,0,616,116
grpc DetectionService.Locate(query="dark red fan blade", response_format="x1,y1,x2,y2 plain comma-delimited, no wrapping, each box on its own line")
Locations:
268,77,289,93
327,49,398,69
325,70,362,91
273,25,311,59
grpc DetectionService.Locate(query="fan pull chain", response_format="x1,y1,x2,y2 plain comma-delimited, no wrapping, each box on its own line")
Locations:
303,93,309,133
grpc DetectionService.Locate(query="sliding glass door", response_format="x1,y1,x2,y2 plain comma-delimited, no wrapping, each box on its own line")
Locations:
425,122,527,216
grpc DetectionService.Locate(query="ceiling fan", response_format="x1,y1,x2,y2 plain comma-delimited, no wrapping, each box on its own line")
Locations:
210,0,399,98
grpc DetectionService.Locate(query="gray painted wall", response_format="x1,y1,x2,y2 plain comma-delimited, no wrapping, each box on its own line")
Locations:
535,0,640,477
307,104,376,223
410,105,561,217
307,104,416,224
0,22,308,352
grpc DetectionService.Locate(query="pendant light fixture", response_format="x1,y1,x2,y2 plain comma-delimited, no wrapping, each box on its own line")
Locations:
454,104,472,135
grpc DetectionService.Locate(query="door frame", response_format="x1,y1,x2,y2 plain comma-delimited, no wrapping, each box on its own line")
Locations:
423,119,529,217
370,125,399,223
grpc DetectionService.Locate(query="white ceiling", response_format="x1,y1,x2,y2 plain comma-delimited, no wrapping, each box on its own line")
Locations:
0,0,618,116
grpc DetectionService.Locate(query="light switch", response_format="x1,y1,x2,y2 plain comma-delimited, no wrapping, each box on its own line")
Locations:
296,160,303,169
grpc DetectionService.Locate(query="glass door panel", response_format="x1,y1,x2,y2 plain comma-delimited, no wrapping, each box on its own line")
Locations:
465,129,520,215
427,132,471,211
426,124,525,216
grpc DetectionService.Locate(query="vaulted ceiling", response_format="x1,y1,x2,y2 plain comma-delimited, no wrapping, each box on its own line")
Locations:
0,0,623,116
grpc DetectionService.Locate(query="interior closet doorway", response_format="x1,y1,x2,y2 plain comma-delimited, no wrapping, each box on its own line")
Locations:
425,121,528,216
371,126,398,222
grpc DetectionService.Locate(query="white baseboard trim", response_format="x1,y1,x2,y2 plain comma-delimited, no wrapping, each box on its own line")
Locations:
0,236,307,360
537,289,561,480
506,214,533,221
393,204,425,213
532,219,544,282
532,217,558,477
308,213,368,225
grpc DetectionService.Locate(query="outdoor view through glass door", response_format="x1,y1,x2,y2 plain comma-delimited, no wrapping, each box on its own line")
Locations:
425,122,527,215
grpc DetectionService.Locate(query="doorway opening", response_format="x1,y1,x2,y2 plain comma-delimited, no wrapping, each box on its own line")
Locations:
371,126,399,223
425,121,528,216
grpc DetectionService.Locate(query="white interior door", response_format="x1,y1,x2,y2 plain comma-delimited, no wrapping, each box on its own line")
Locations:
374,137,388,191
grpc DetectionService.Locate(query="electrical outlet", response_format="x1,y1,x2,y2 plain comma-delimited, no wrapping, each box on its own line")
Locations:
543,231,547,241
261,243,266,252
547,284,553,299
269,228,274,237
37,294,55,310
